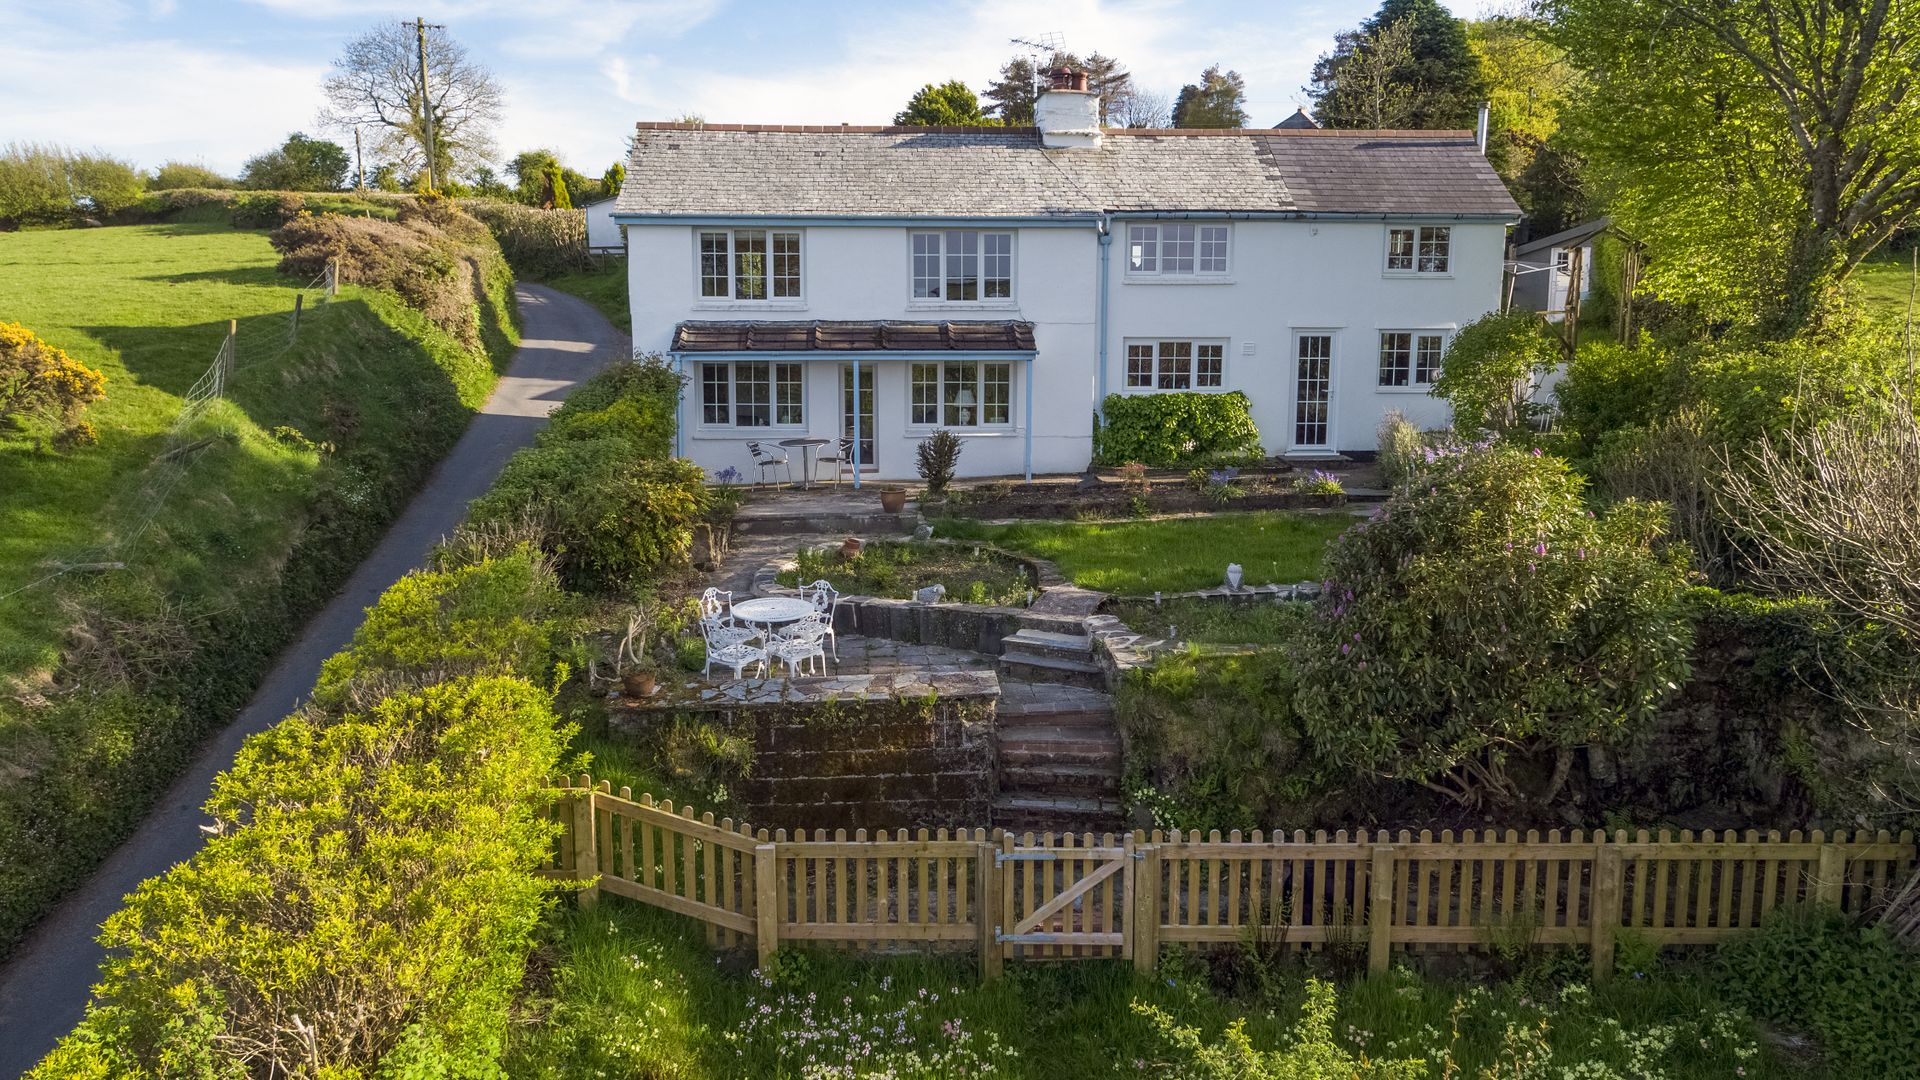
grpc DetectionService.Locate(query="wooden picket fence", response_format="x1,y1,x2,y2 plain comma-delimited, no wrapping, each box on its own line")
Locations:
543,776,1915,980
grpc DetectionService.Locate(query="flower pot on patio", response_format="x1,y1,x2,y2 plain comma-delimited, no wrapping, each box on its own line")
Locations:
841,536,866,559
879,487,908,513
622,671,656,697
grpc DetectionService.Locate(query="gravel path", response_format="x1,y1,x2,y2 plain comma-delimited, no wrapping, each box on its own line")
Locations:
0,284,627,1078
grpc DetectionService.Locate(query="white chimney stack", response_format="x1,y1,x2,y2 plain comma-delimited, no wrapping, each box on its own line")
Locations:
1037,67,1102,150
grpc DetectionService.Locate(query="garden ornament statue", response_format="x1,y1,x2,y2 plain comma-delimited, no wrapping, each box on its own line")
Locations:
1225,563,1244,591
913,583,947,603
913,522,934,541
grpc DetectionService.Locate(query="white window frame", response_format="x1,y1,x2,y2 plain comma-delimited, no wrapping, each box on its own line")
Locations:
907,360,1015,431
695,228,805,305
1290,329,1338,450
1383,225,1451,275
1124,223,1232,280
908,230,1015,305
696,360,807,429
1122,338,1228,391
1376,329,1448,390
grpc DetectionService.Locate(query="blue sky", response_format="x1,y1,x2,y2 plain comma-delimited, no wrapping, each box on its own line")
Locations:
0,0,1476,177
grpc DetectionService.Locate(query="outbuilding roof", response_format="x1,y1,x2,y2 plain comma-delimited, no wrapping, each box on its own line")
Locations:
672,320,1037,353
614,124,1521,221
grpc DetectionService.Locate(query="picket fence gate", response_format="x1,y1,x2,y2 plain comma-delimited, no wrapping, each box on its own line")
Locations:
542,776,1915,980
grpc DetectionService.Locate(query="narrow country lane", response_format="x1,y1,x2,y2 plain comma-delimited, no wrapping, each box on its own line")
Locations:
0,284,628,1078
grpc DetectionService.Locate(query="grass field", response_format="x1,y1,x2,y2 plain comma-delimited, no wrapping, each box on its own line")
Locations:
507,901,1817,1079
0,223,500,680
1854,249,1918,322
0,220,515,951
934,512,1354,594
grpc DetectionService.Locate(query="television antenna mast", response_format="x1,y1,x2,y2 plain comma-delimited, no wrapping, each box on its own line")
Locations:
1009,33,1066,100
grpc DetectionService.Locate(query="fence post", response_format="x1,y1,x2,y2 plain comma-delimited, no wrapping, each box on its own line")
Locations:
1590,837,1623,981
326,256,339,297
1816,838,1846,909
1133,841,1160,974
290,293,302,341
756,843,779,970
1368,841,1395,972
977,841,1002,980
572,773,599,908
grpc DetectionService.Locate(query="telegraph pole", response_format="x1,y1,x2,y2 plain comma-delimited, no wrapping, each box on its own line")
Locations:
413,17,444,191
353,127,365,190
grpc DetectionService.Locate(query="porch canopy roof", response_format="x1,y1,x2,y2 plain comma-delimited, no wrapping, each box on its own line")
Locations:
672,319,1036,354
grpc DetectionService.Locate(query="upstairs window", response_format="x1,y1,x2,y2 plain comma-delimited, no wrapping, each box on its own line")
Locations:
1377,331,1445,387
698,229,802,300
1127,224,1230,276
1386,226,1450,274
911,231,1013,302
1124,339,1226,390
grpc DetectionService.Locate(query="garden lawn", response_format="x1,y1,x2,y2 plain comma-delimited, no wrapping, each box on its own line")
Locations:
1854,252,1916,321
507,901,1818,1079
935,511,1353,594
1107,596,1309,644
778,540,1032,606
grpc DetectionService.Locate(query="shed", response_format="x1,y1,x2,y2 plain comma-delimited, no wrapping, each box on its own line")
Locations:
583,196,622,254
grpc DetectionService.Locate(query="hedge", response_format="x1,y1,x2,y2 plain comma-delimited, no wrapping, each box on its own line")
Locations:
29,554,570,1079
1092,391,1264,466
457,199,592,279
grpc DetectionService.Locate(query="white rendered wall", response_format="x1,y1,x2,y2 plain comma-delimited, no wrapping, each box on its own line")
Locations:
626,223,1099,481
1102,219,1509,451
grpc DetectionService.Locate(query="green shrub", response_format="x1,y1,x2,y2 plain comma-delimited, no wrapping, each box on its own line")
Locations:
468,439,707,592
147,162,234,191
1554,339,1672,450
228,191,306,229
313,550,564,709
1374,410,1424,487
1716,905,1920,1078
916,428,963,495
544,358,681,458
1432,310,1561,438
457,199,591,277
29,676,567,1080
1291,443,1693,808
1132,979,1423,1079
269,207,510,346
0,319,107,435
1093,391,1264,466
0,142,144,227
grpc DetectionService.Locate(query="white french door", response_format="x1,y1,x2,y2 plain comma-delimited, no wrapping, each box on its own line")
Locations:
1291,332,1335,450
840,363,876,468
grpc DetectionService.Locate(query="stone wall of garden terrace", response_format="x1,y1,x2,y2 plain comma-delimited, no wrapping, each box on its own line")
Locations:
610,670,999,830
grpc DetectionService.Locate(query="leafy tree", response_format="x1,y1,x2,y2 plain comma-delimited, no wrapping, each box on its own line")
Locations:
602,161,626,198
0,143,143,226
1432,311,1564,437
1548,0,1920,336
240,132,350,191
1172,65,1249,128
1309,19,1421,129
507,149,560,204
1291,443,1692,808
1310,0,1488,129
321,21,503,188
1468,15,1577,182
147,161,233,190
465,164,511,200
894,80,998,126
545,165,572,210
1114,87,1172,128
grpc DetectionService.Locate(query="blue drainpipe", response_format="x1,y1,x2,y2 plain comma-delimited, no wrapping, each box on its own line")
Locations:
1096,216,1113,424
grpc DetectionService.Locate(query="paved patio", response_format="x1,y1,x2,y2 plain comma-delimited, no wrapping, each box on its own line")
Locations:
616,633,997,711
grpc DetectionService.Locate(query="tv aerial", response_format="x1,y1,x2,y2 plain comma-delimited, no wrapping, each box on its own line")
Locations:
1009,33,1066,97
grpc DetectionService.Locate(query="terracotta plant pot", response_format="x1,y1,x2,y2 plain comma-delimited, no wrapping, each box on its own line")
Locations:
622,671,656,697
841,536,866,559
879,488,908,513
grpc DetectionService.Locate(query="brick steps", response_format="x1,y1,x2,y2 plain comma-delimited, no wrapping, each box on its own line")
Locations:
993,668,1124,833
991,793,1126,835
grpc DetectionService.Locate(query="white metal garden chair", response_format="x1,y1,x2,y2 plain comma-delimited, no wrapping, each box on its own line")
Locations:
745,441,791,487
700,607,765,679
699,587,761,651
785,579,842,661
767,613,829,677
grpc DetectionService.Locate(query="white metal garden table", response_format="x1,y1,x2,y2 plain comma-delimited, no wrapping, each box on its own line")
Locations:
729,595,818,639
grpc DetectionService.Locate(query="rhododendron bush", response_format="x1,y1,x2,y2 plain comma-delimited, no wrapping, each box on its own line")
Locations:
1290,443,1692,808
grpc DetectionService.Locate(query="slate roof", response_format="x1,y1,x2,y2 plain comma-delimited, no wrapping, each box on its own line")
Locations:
673,320,1037,353
615,124,1521,220
1514,216,1611,255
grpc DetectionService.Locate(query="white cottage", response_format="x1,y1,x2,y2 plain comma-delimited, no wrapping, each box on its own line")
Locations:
612,74,1520,483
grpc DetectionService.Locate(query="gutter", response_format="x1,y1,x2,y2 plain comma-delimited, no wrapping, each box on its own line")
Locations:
1096,214,1112,422
610,210,1521,227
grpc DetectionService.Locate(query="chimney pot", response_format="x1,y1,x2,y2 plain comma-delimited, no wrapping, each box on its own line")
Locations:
1048,67,1087,92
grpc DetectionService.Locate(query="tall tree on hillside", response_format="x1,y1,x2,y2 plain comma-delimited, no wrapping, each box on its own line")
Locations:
1310,0,1488,129
1172,65,1249,128
320,21,503,190
1548,0,1920,336
984,52,1133,124
1311,20,1421,129
1468,14,1576,180
241,133,350,191
895,81,999,126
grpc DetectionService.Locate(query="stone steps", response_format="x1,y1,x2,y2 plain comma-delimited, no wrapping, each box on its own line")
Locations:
993,675,1123,834
999,726,1121,768
991,793,1126,836
1000,761,1119,796
998,652,1104,689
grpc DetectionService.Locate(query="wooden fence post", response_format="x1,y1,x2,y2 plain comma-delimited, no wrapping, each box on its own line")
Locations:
572,773,599,909
290,293,302,340
1590,839,1623,981
1133,842,1160,974
1816,838,1846,909
755,843,779,970
1368,842,1394,972
977,842,1002,980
